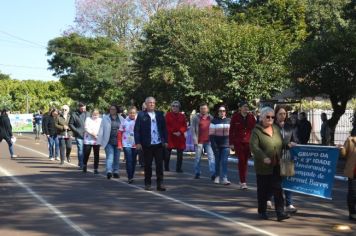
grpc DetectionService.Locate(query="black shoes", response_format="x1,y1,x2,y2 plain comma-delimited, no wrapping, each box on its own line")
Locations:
82,166,87,173
157,185,166,191
67,157,71,163
128,179,134,184
259,212,269,220
194,174,200,179
145,185,152,191
94,169,99,174
113,173,120,179
107,173,112,179
277,212,290,221
211,175,216,181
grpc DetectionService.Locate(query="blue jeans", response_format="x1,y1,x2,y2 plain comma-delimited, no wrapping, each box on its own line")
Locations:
123,147,137,179
214,147,229,179
105,144,120,174
194,143,215,176
285,190,293,206
48,135,59,158
76,138,84,167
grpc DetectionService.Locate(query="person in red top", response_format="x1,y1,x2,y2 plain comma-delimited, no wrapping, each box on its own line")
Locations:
164,101,188,172
229,101,256,189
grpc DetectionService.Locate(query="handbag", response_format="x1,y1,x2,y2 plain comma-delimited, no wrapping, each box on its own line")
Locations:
280,148,295,176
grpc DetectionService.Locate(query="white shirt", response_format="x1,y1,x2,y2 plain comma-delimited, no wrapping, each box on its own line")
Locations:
119,117,136,148
148,111,161,145
84,117,102,145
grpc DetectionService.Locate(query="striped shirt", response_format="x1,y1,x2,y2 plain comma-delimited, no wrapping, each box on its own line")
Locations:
209,117,231,147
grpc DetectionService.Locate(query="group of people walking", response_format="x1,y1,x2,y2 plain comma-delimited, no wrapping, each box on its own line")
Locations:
2,96,355,222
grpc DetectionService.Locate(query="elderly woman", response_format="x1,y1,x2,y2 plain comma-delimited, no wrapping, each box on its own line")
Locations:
165,101,187,172
56,105,72,165
250,106,289,221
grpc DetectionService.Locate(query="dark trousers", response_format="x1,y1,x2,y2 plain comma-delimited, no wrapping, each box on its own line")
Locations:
83,144,100,170
59,138,72,162
165,148,184,171
143,144,164,186
256,166,284,214
348,175,356,215
138,149,144,167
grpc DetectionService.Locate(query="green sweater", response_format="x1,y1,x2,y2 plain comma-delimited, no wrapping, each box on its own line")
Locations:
249,124,283,175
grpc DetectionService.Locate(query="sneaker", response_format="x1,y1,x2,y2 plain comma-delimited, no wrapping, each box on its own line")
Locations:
94,169,99,174
49,157,55,161
107,173,112,179
240,183,248,190
11,155,18,159
55,157,60,161
222,178,231,185
267,201,273,210
194,174,200,179
214,176,220,184
286,205,297,213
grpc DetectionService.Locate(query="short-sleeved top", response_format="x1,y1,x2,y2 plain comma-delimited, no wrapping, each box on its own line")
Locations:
34,114,42,125
119,117,136,148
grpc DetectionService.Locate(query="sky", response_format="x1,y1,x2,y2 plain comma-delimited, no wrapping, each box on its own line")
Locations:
0,0,76,81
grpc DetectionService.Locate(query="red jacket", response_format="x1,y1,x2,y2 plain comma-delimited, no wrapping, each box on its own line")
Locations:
229,112,256,147
165,112,187,149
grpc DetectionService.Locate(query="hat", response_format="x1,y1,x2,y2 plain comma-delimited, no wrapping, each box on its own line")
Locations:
239,101,248,107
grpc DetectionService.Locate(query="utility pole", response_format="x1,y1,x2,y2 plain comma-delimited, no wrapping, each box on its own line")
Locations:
26,91,29,114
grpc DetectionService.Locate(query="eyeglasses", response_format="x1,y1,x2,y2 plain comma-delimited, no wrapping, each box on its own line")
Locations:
266,116,275,119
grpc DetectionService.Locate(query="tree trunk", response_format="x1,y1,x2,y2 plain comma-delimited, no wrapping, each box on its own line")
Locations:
328,95,348,145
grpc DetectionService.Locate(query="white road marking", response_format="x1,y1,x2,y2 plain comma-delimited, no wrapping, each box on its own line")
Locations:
0,165,90,236
15,143,278,236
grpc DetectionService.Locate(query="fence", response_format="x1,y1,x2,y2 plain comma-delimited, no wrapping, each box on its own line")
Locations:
306,109,354,145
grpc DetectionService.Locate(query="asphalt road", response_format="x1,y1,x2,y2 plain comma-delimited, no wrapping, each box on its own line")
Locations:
0,134,354,236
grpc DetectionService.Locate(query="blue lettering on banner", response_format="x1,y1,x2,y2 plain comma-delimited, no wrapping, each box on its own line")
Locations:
282,145,340,200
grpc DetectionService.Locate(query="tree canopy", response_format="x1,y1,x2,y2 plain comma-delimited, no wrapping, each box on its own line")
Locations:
47,33,130,110
132,7,295,110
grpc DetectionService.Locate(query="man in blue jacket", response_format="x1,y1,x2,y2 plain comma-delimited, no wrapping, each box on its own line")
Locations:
134,97,168,191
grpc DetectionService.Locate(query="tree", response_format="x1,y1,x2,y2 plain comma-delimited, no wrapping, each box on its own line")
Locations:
0,77,71,113
133,7,294,110
47,33,129,110
0,71,10,80
290,0,356,144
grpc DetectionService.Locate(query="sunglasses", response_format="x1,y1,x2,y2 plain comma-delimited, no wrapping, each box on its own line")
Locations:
266,116,275,119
